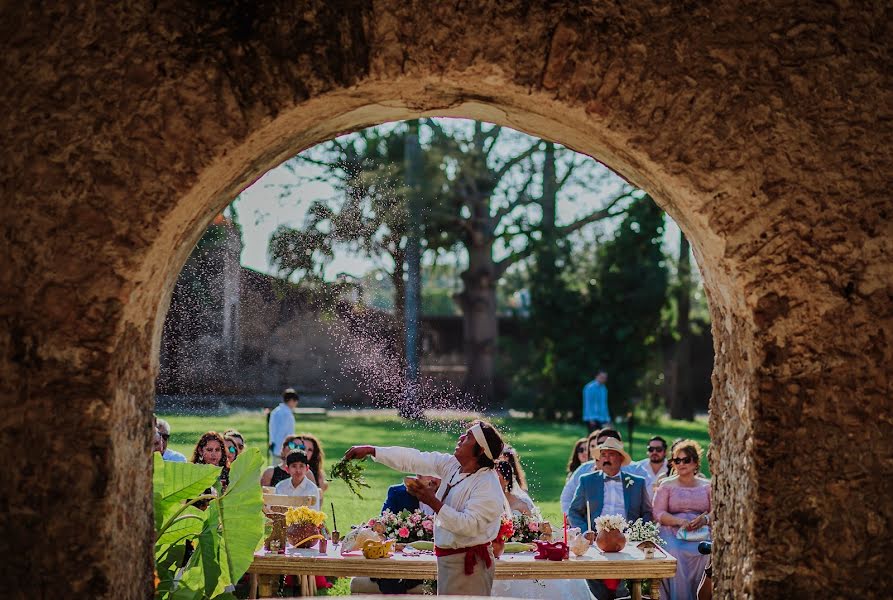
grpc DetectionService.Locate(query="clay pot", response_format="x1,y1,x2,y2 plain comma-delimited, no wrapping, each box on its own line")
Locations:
286,523,321,548
595,528,626,552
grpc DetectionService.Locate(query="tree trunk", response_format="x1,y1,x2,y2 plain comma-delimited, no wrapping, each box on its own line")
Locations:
457,240,498,407
670,231,695,420
390,248,407,358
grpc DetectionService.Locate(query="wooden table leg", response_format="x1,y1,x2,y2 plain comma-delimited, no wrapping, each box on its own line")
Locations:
248,572,258,599
630,580,642,600
257,574,275,598
650,578,661,599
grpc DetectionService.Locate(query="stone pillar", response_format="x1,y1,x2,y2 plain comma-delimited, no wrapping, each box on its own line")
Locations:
706,215,893,597
0,268,156,598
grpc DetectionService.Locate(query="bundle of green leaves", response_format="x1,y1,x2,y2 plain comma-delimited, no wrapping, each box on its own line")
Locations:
330,457,371,499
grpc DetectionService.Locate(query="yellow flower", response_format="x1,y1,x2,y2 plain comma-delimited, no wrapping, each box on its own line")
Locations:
285,506,327,527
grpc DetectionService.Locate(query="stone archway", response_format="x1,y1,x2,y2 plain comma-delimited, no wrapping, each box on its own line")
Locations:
2,2,890,598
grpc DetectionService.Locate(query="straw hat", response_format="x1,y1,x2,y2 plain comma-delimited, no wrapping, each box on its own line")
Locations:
591,437,632,466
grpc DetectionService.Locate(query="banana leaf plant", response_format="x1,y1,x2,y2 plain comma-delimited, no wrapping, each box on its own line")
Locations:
153,448,266,600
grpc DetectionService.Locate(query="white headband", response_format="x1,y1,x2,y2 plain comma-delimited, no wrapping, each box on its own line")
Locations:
470,423,494,461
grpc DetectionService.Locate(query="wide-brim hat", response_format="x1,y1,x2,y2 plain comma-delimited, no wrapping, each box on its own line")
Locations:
592,437,632,466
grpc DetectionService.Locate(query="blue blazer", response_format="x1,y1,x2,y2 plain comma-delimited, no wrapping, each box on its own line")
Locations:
568,470,653,531
382,484,420,514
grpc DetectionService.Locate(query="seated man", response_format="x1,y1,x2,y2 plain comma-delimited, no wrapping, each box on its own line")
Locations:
569,437,652,600
156,418,187,462
351,476,440,596
382,475,439,515
273,450,320,508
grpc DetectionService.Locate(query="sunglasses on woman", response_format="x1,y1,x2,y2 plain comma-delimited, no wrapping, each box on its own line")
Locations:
287,441,306,451
670,456,694,465
227,445,238,454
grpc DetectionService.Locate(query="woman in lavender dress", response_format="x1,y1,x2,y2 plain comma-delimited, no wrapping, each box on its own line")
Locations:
653,440,711,600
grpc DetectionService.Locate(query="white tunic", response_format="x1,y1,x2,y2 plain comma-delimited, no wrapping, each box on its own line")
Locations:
372,446,504,549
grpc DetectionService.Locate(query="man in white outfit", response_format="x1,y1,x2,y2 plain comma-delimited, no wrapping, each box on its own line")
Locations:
345,420,506,596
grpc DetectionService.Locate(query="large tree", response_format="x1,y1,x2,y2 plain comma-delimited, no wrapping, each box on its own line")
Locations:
271,119,633,405
268,123,454,318
425,121,633,404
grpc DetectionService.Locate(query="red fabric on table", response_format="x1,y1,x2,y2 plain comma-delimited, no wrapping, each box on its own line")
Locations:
434,543,493,576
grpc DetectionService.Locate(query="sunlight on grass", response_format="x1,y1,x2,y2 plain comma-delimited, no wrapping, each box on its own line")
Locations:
161,412,710,530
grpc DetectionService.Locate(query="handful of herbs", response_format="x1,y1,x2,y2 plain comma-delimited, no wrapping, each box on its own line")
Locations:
330,457,371,499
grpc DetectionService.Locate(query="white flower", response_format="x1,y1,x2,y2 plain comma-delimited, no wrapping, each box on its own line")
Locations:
624,518,665,546
624,477,634,488
594,514,628,533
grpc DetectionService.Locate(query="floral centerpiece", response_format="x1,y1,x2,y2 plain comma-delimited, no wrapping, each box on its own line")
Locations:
285,506,326,548
625,518,665,546
507,511,552,543
366,509,434,543
593,514,628,552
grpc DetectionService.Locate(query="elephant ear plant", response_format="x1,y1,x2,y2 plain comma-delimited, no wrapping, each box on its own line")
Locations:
153,448,266,600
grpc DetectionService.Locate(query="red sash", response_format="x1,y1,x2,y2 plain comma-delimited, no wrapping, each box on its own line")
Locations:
434,543,493,575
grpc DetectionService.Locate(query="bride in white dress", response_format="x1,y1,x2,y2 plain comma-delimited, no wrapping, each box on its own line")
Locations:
491,459,594,600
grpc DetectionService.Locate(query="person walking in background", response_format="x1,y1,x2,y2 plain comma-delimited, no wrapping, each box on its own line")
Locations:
268,388,298,458
156,418,187,462
582,369,610,433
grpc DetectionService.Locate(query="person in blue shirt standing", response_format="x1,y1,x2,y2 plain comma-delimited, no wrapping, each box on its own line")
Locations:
582,369,610,433
268,388,298,459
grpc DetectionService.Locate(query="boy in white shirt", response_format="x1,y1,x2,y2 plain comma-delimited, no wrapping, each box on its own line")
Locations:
274,450,320,508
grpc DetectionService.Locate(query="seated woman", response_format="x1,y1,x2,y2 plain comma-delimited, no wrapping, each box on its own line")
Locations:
491,459,593,600
223,433,241,465
190,431,229,509
495,459,535,516
653,439,711,600
296,433,328,498
566,437,589,481
500,445,529,491
260,434,303,487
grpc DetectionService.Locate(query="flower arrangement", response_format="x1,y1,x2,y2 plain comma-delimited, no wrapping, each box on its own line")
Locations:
497,514,515,542
285,506,327,528
594,514,628,534
507,511,551,543
625,518,665,546
366,509,434,543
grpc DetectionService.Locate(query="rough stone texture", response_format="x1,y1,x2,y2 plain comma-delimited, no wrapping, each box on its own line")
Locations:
0,1,890,598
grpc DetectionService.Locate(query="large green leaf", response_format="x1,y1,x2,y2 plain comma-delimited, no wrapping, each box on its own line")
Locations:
154,454,221,507
156,505,205,547
211,448,265,590
154,450,264,599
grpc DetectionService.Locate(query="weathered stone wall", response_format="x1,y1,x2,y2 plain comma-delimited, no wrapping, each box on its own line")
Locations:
0,1,890,598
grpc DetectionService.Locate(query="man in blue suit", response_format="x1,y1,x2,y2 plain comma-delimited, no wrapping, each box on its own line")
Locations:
569,437,653,600
382,483,420,514
381,475,441,514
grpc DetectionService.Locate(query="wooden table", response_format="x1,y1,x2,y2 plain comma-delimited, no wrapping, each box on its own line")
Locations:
248,542,676,599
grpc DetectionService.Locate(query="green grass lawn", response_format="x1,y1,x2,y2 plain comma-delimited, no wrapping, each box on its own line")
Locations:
161,412,710,529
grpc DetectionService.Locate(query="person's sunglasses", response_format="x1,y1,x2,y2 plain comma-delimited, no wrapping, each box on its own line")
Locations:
227,445,238,454
160,433,170,441
670,456,694,465
577,447,587,454
647,446,665,453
